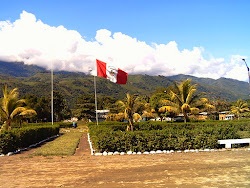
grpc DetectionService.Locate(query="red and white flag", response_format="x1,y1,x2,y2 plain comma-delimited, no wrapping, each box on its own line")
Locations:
96,59,128,84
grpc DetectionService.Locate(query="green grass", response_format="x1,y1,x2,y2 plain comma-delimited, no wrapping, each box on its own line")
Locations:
34,132,83,156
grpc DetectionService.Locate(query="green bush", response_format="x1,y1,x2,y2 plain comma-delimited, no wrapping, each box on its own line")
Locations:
56,122,74,128
88,121,248,152
0,131,16,154
0,124,59,154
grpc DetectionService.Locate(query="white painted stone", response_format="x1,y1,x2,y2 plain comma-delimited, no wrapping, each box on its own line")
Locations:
132,152,137,155
177,150,182,153
184,150,189,153
120,152,125,155
0,154,4,157
163,150,167,153
143,151,149,154
103,151,108,156
108,152,113,155
7,152,14,156
156,150,163,154
170,150,174,153
113,151,120,155
137,152,142,155
150,151,156,154
190,149,195,152
14,150,20,154
204,149,210,152
166,150,170,153
248,148,250,151
127,151,133,155
95,153,103,156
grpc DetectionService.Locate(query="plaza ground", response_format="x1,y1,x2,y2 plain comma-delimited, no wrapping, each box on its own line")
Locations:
0,133,249,187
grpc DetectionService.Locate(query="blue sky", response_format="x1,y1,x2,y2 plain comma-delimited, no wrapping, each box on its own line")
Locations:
1,0,250,81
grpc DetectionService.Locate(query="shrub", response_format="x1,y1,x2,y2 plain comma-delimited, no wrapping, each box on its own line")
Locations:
0,124,59,154
88,121,248,152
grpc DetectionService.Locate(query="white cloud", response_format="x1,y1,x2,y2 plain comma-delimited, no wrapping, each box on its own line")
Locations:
0,11,248,81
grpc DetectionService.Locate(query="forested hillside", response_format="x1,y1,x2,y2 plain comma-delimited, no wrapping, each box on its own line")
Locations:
0,61,249,109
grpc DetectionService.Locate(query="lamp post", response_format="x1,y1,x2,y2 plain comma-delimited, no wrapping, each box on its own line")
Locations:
242,59,250,86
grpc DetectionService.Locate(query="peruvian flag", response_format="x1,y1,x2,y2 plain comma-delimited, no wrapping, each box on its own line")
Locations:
96,59,128,84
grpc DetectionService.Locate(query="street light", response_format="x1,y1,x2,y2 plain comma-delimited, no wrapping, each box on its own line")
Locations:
242,59,250,86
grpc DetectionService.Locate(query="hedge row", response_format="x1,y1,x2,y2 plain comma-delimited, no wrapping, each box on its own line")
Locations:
88,121,250,152
0,124,59,154
12,122,73,128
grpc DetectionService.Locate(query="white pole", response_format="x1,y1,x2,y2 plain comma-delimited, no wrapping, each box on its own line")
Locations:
94,76,98,125
51,63,54,125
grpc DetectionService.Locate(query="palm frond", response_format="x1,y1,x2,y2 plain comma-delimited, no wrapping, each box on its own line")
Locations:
19,109,37,118
159,106,178,113
10,107,27,119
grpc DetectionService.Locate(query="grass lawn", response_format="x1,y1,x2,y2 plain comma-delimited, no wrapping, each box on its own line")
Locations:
34,132,83,156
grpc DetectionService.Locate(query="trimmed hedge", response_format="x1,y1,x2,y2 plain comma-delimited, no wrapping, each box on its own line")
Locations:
0,124,59,154
12,122,74,129
88,121,250,152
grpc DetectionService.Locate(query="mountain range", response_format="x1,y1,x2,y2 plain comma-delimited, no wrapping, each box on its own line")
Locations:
0,61,249,108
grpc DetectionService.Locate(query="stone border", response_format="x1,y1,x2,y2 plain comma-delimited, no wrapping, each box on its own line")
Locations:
93,148,250,156
87,134,250,156
87,133,95,155
0,134,60,157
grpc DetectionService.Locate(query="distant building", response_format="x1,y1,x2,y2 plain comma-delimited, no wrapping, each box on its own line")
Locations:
189,112,208,120
219,111,234,120
91,109,110,122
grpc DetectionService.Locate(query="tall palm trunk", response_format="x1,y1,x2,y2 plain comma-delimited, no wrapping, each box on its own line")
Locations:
183,113,188,123
128,118,134,131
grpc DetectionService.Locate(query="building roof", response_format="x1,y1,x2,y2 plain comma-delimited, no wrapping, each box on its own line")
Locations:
96,109,110,113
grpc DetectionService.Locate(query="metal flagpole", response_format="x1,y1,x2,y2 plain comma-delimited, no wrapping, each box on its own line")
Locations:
242,59,250,87
94,75,99,125
51,63,54,125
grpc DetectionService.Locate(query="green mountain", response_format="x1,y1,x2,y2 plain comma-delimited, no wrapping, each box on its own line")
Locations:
0,61,47,77
169,74,249,101
0,61,249,109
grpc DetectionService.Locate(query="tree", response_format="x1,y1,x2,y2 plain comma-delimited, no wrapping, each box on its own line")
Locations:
150,93,169,121
211,98,231,112
161,79,211,123
142,103,156,121
24,94,51,122
118,93,139,131
74,94,96,120
53,91,70,122
231,99,249,120
0,85,36,131
36,96,51,122
98,96,117,110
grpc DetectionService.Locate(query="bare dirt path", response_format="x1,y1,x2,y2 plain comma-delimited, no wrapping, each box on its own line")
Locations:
74,133,90,156
0,143,249,188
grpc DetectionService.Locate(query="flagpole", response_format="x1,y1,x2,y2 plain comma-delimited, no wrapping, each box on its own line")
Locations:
51,63,54,125
94,75,99,125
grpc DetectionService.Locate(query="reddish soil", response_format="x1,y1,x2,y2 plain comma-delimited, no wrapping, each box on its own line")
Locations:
0,133,250,187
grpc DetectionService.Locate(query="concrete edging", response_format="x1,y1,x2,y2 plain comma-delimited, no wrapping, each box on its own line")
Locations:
86,134,250,156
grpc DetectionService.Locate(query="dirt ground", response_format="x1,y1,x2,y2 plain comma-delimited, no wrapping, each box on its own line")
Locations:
0,133,250,188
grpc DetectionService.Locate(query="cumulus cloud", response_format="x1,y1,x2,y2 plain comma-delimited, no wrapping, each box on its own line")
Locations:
0,11,248,81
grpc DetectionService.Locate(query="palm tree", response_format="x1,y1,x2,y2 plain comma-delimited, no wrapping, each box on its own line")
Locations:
231,99,249,120
117,93,138,131
133,113,142,122
142,103,156,121
161,79,210,123
0,85,37,131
